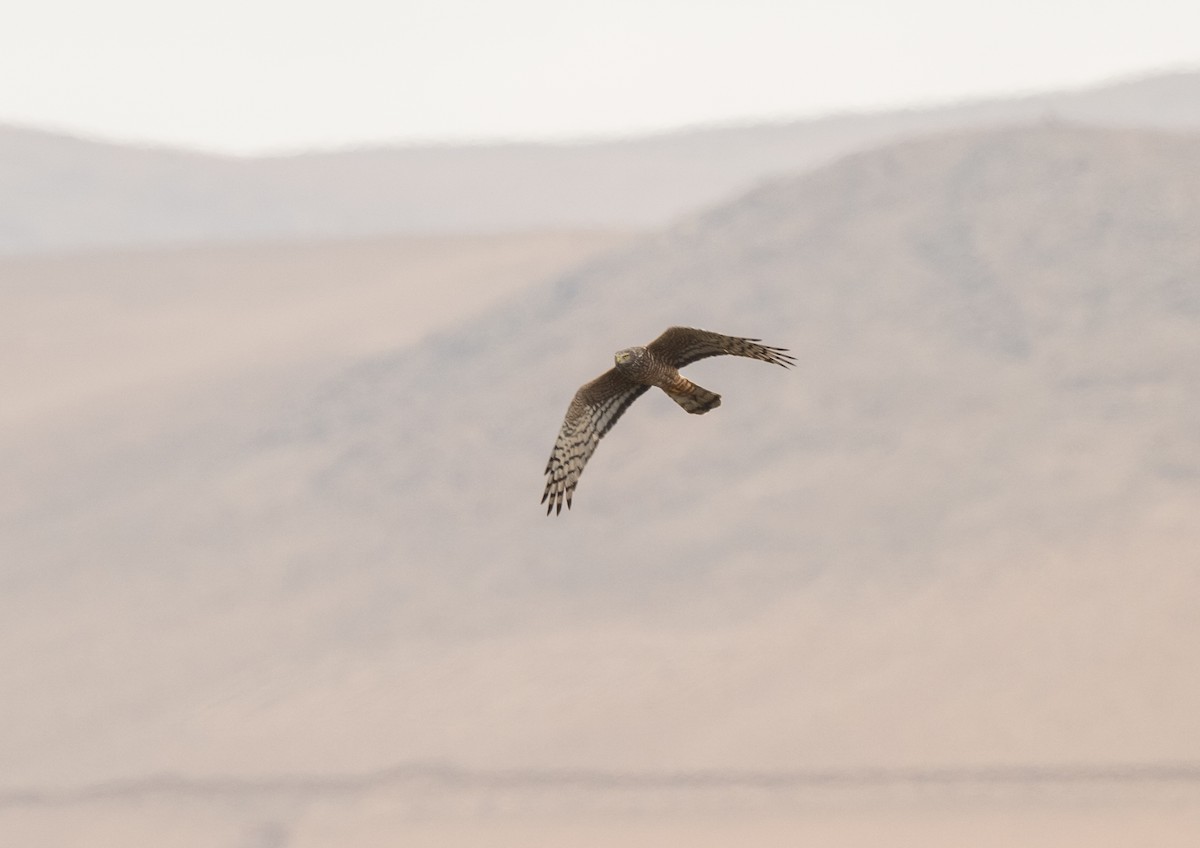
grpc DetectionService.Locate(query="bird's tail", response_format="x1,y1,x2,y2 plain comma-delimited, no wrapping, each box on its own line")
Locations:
664,380,721,414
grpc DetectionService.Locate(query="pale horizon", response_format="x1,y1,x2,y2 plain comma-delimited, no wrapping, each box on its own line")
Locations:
3,0,1199,155
8,64,1199,158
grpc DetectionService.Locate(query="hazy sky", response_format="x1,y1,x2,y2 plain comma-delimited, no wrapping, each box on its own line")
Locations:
3,0,1197,154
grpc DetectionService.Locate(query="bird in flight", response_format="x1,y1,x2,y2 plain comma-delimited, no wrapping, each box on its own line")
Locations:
541,326,794,514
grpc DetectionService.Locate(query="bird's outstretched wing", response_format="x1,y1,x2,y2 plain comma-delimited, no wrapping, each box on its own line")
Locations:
645,326,796,369
542,369,650,515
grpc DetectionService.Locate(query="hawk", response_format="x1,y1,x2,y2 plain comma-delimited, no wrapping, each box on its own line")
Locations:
541,326,794,514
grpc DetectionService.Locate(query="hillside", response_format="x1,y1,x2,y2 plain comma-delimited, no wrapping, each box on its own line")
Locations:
2,124,1199,844
0,230,629,427
3,70,1200,254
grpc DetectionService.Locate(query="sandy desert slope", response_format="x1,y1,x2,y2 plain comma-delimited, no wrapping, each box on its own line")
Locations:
0,230,631,427
1,125,1198,846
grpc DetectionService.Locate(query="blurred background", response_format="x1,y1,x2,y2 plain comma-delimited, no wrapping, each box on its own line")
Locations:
2,2,1199,845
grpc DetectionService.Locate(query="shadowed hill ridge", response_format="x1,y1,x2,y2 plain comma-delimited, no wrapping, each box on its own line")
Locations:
3,70,1200,253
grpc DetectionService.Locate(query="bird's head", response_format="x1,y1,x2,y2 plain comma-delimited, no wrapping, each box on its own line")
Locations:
614,346,646,370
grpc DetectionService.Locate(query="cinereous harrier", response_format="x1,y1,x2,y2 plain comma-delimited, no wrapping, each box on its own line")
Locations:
541,326,794,514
